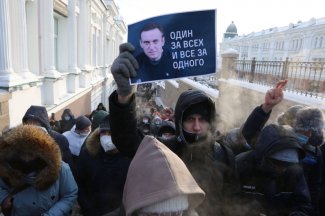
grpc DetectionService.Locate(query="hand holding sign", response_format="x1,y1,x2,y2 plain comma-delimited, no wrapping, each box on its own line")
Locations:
262,79,288,113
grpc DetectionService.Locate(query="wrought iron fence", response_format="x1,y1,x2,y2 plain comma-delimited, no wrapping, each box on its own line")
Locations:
232,58,325,99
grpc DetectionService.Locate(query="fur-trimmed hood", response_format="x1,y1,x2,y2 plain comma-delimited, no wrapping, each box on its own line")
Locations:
84,128,103,156
0,125,61,190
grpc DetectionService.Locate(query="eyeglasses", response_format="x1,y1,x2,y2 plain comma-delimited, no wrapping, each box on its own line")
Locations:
137,210,183,216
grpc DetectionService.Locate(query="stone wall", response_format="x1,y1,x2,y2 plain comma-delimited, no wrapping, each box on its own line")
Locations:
216,80,300,133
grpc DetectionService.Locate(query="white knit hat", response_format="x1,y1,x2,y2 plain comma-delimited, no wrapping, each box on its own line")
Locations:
139,195,189,214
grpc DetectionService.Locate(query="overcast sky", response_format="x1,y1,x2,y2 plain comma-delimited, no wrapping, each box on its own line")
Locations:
116,0,325,46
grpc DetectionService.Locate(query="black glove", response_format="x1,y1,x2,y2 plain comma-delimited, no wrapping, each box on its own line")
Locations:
111,43,139,97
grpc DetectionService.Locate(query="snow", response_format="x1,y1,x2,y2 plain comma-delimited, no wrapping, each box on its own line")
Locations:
180,78,219,99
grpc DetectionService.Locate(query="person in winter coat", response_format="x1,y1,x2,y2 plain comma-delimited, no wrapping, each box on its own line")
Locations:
292,107,324,216
76,115,131,216
247,103,324,216
22,105,73,166
108,43,287,215
137,115,152,136
156,120,176,142
63,115,92,175
0,125,78,216
150,115,162,137
236,124,312,216
104,136,205,216
59,108,76,133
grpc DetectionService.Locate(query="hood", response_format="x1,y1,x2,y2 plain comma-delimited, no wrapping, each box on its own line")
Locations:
174,90,216,145
22,105,51,130
255,124,305,163
123,136,205,216
0,125,61,190
157,120,176,137
61,108,75,120
84,128,102,156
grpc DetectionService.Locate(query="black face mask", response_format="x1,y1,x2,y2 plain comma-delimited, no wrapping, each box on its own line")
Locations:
182,129,207,144
8,157,46,174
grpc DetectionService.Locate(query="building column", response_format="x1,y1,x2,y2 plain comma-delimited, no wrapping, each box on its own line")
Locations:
67,0,80,93
68,0,80,74
78,0,91,71
11,0,37,80
39,0,60,78
0,0,23,87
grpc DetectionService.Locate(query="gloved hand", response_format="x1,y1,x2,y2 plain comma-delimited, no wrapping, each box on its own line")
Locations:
111,43,139,97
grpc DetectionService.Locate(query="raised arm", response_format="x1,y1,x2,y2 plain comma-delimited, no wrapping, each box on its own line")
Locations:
109,43,143,157
242,80,287,146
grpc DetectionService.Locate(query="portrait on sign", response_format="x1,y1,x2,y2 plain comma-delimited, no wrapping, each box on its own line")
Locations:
128,9,217,85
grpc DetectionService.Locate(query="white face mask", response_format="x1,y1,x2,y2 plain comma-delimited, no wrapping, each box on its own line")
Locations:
64,115,71,121
37,126,48,133
100,135,116,152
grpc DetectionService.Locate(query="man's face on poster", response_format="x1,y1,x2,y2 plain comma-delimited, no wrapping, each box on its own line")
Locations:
140,28,165,61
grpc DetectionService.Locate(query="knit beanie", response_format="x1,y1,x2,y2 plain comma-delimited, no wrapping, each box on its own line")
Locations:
183,101,210,122
293,107,324,132
139,195,189,214
76,116,92,130
99,115,111,133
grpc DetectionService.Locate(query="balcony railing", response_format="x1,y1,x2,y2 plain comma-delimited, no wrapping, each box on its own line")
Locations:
232,58,325,99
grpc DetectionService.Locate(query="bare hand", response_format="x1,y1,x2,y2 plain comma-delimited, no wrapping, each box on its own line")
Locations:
262,80,287,113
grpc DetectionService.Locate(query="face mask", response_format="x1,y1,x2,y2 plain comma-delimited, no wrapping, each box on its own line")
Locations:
23,171,38,185
79,132,90,137
100,135,116,152
296,134,309,146
143,119,149,124
36,126,48,133
182,129,207,144
64,115,71,121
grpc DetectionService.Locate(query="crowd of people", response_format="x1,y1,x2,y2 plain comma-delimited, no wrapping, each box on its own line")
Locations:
0,42,325,216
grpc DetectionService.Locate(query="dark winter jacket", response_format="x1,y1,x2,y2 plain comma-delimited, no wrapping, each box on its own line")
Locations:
22,105,73,166
236,124,312,216
76,128,131,216
109,90,238,215
243,105,323,216
59,108,76,133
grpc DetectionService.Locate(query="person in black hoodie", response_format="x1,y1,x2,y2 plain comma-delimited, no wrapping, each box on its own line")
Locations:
108,43,286,215
275,105,324,216
236,124,312,216
22,105,73,166
59,108,76,133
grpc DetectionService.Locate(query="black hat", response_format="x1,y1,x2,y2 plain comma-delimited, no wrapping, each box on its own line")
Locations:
99,115,111,133
183,101,210,122
76,116,92,130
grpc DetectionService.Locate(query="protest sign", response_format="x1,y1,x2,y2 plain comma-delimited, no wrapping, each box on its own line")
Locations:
128,9,217,84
